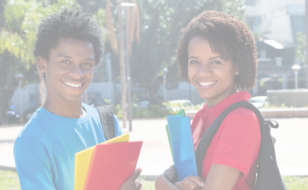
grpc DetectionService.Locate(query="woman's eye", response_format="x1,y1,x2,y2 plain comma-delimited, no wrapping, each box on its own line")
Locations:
190,60,199,64
212,61,221,65
61,60,70,64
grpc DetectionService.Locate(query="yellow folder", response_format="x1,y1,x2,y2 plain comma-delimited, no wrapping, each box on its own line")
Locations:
74,133,130,190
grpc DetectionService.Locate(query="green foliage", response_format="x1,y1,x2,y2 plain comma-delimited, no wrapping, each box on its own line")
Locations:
0,0,78,67
262,103,290,109
295,32,306,65
283,176,308,190
128,0,245,103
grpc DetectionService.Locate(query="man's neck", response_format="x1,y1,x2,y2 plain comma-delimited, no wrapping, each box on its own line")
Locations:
43,95,85,118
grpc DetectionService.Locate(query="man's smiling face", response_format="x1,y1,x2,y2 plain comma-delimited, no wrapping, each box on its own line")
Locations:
39,38,95,103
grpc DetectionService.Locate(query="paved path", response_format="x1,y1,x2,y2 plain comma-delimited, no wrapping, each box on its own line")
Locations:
1,118,308,180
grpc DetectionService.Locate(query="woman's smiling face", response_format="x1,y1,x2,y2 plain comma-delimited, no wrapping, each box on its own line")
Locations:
187,36,238,107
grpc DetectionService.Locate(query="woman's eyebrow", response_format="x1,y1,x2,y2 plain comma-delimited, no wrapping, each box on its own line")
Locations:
209,56,221,60
188,56,199,60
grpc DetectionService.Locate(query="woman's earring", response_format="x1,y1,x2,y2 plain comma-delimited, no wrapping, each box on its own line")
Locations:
235,71,239,75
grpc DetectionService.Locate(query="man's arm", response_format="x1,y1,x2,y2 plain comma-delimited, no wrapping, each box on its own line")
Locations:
14,136,56,190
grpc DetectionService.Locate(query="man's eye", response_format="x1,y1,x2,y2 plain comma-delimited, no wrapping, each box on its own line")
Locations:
83,62,93,66
61,60,70,64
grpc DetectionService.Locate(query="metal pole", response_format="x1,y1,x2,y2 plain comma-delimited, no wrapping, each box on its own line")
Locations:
189,84,191,102
19,86,23,123
124,7,133,132
117,0,127,128
163,74,166,102
306,0,308,88
295,72,298,89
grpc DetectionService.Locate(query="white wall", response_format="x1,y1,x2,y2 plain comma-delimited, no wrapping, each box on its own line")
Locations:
245,0,305,34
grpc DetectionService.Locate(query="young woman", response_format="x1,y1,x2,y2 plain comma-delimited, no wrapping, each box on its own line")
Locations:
155,10,260,190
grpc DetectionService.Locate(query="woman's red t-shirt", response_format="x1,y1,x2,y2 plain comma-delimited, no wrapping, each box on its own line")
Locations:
192,91,261,190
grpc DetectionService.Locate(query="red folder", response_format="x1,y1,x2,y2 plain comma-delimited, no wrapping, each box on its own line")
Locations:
84,141,143,190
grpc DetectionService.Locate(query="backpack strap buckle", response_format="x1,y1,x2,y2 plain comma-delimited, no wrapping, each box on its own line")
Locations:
267,120,279,129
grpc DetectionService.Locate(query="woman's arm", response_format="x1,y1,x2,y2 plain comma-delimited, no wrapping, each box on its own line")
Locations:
202,164,241,190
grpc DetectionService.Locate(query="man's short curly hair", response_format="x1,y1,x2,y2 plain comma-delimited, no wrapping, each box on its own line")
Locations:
177,10,257,90
34,8,104,65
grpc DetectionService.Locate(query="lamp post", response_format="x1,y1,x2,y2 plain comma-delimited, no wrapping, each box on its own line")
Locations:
305,0,308,88
16,74,24,122
121,2,135,132
292,64,301,89
163,68,168,102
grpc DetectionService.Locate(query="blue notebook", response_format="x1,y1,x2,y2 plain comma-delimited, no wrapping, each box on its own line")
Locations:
167,115,198,181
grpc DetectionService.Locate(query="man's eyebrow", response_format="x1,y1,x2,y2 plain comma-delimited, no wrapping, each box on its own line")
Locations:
56,54,72,58
84,57,95,61
56,54,95,61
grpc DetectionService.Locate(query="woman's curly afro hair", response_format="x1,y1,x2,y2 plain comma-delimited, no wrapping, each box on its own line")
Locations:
177,10,258,90
34,8,104,65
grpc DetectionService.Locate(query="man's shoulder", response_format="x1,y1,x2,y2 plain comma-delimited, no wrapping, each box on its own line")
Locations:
16,108,49,144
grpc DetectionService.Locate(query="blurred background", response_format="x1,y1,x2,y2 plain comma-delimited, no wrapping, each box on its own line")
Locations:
0,0,307,126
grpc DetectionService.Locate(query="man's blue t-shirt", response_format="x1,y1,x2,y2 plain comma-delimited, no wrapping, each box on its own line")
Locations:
14,104,122,190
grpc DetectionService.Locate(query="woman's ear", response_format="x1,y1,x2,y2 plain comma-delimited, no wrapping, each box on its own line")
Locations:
37,56,47,74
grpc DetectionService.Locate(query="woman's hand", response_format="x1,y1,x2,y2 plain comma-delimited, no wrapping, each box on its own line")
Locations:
174,175,205,190
163,165,177,183
119,168,142,190
155,165,180,190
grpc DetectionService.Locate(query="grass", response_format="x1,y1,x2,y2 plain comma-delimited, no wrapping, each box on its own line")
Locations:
0,170,20,190
0,169,155,190
283,176,308,190
0,169,307,190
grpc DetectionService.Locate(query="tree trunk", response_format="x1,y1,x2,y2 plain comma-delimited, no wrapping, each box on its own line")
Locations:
117,0,127,128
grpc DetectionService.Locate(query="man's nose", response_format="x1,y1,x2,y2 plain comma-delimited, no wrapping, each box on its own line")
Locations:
70,65,84,79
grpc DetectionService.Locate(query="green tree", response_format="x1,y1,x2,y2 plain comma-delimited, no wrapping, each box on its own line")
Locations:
128,0,245,103
295,32,306,66
0,0,109,123
0,0,77,123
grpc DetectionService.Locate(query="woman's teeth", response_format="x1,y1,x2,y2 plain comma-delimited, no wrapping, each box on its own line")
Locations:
64,82,82,88
199,81,215,87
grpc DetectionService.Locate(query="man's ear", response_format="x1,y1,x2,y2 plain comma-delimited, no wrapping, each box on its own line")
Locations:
37,56,47,74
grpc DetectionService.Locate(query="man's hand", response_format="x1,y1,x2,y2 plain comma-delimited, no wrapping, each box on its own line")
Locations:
174,175,205,190
119,168,142,190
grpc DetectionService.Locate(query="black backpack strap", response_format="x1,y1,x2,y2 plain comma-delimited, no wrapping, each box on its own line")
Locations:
96,105,115,141
195,101,265,177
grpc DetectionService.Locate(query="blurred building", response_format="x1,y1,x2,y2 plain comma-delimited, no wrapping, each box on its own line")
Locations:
245,0,306,95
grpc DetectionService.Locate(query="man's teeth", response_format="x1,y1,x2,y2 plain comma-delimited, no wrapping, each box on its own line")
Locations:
199,81,215,86
64,82,82,88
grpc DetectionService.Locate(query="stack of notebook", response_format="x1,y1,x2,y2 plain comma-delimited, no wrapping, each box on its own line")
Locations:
74,134,143,190
166,110,198,181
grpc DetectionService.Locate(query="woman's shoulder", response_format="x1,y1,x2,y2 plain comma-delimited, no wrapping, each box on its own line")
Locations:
222,107,261,130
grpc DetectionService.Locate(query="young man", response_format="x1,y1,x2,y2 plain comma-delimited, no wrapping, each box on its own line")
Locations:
14,9,142,190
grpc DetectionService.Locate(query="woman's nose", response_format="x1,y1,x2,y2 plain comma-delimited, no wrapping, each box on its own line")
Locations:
197,63,212,76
